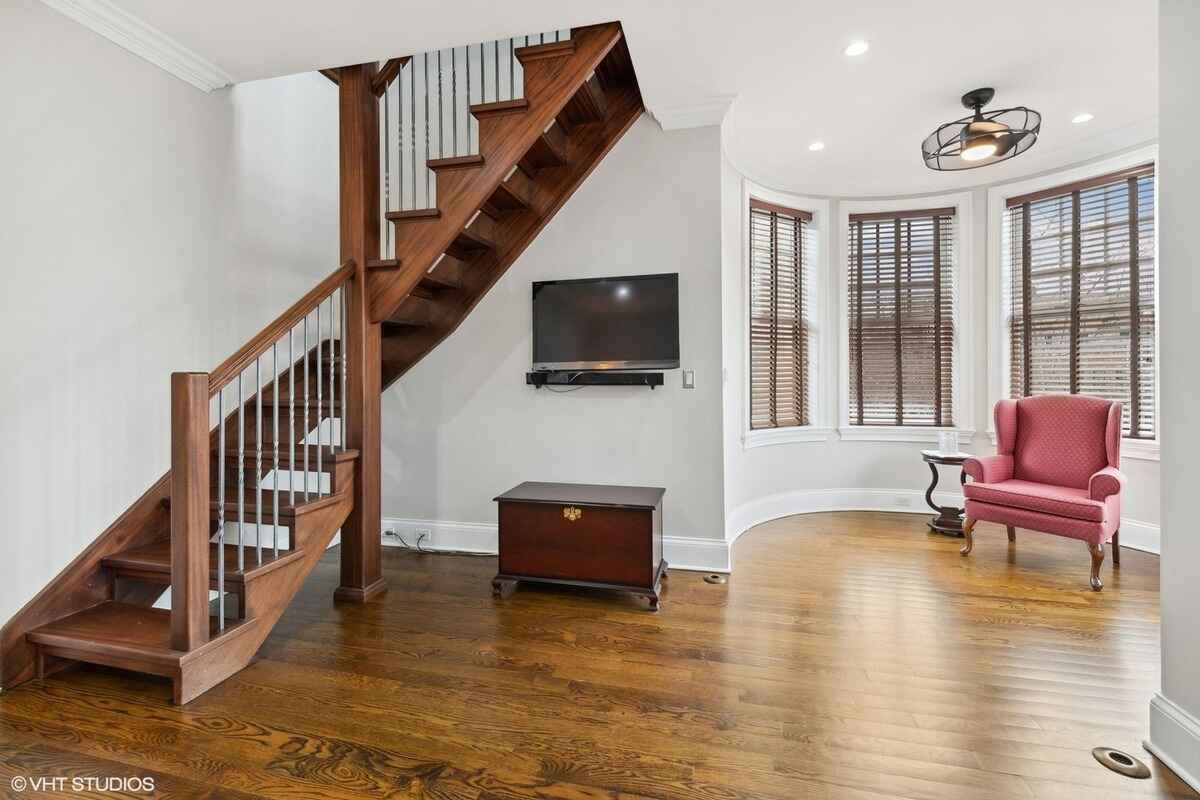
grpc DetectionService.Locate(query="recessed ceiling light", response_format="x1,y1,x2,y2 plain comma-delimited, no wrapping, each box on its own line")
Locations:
808,141,826,152
1072,112,1095,124
844,40,870,57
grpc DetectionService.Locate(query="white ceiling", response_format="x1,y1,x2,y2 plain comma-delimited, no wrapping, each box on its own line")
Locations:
99,0,1158,197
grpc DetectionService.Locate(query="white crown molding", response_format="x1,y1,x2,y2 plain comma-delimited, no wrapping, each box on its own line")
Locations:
1147,693,1200,793
380,518,732,574
40,0,236,91
648,95,735,131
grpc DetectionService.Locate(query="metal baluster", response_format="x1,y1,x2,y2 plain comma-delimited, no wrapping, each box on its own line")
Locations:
289,325,295,507
272,342,279,557
437,49,443,159
509,38,514,101
217,387,226,630
340,286,348,451
383,79,391,255
303,315,310,501
316,302,323,497
540,32,545,45
255,357,262,566
237,373,244,573
411,58,417,210
451,47,457,157
328,295,336,462
403,69,408,212
466,44,472,155
423,53,430,208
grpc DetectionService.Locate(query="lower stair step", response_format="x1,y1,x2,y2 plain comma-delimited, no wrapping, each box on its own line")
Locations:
26,601,259,703
103,539,305,584
27,602,249,669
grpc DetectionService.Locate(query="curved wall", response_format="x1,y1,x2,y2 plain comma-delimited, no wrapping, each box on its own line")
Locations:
719,139,1162,555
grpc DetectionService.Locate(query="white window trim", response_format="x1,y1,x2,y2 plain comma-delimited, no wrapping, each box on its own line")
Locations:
740,180,832,449
836,191,976,443
985,144,1160,461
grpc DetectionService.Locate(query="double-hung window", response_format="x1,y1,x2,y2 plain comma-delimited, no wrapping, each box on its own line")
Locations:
749,198,812,430
847,209,956,427
1004,164,1156,438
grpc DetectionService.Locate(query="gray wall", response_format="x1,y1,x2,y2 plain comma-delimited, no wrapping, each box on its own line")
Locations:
1151,0,1200,787
380,118,725,541
0,0,337,623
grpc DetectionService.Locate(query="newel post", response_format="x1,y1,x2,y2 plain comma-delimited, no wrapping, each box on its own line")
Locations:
170,372,211,650
334,62,387,602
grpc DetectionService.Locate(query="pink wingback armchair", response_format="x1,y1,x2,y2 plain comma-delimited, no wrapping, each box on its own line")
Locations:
961,395,1126,590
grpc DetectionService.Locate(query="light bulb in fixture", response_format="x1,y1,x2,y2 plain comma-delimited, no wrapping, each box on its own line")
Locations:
808,141,825,152
843,40,869,57
1072,112,1094,124
960,141,998,161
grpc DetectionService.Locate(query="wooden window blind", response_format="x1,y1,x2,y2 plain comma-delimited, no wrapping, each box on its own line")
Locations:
848,209,955,426
749,198,813,429
1005,164,1156,438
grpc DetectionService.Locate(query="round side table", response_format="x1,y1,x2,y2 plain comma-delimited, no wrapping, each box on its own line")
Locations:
921,450,969,536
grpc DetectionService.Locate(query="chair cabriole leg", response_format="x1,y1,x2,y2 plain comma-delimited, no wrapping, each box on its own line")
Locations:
1088,541,1105,591
1111,529,1120,567
1006,525,1016,543
960,517,975,556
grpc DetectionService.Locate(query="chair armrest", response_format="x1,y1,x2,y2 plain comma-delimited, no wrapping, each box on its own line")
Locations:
964,454,1013,484
1089,466,1126,501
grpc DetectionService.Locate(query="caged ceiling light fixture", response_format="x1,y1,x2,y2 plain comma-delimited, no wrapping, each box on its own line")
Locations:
922,88,1041,171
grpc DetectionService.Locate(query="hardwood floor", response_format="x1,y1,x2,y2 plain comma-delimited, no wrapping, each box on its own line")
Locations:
0,512,1194,799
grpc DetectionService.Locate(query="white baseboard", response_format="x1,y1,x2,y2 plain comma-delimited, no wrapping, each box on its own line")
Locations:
1117,518,1161,555
726,488,1161,555
380,518,732,573
1146,693,1200,793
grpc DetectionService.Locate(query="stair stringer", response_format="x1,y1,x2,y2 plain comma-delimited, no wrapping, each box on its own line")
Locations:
367,22,626,325
174,483,353,703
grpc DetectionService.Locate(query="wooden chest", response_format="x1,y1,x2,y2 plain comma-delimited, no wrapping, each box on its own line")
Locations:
492,482,667,610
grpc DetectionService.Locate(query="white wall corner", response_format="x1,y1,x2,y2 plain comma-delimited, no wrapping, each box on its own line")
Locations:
1147,693,1200,793
40,0,236,91
380,518,731,574
648,95,735,131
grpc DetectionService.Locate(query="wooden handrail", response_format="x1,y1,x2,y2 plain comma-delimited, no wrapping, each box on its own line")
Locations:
208,260,356,395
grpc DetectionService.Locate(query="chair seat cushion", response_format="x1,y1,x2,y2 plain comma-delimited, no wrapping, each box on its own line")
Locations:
962,480,1106,522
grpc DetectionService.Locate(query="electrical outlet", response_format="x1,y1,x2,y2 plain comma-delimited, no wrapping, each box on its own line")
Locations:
415,529,432,546
682,370,695,389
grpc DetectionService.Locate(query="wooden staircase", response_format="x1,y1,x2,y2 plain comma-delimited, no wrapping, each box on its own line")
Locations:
368,24,642,386
0,22,642,704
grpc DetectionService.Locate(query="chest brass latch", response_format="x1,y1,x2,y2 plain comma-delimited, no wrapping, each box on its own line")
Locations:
562,506,583,522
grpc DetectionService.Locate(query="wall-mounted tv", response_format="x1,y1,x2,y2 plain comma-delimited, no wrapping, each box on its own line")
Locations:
532,273,680,371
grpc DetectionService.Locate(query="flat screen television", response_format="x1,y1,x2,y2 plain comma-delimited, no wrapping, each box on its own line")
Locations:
532,273,680,371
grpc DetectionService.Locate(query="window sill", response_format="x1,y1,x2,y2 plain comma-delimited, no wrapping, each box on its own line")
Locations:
985,430,1159,462
744,427,835,449
838,426,975,444
1121,438,1160,462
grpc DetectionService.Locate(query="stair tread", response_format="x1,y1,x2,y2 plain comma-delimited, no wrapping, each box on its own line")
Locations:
27,602,248,661
386,208,440,221
470,98,529,117
428,154,483,171
515,39,575,63
103,539,305,582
